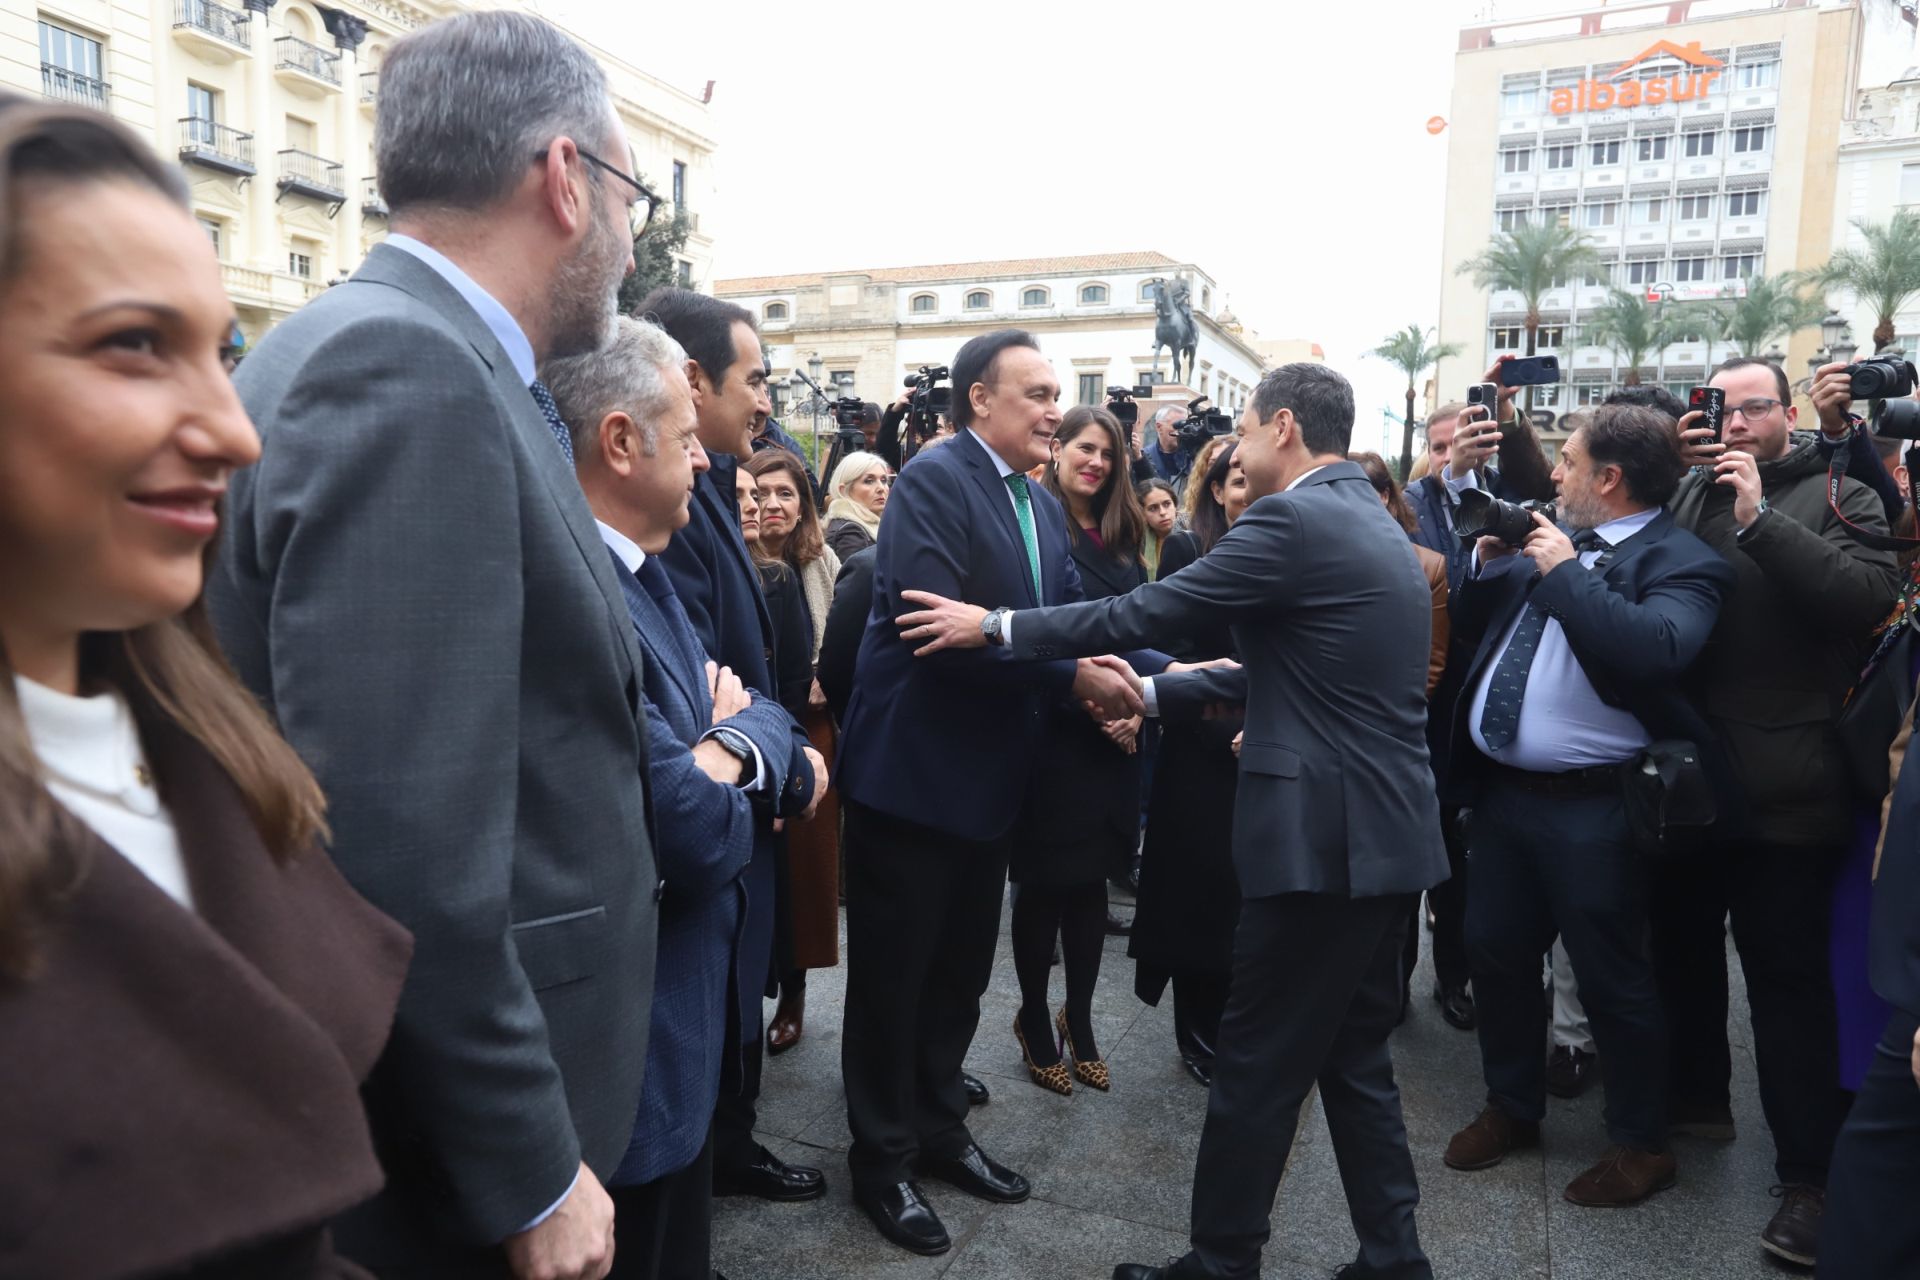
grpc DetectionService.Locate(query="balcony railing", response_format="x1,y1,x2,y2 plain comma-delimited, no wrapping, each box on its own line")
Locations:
41,66,109,109
359,71,377,104
276,148,346,202
179,118,256,175
275,35,339,85
174,0,251,49
362,176,387,217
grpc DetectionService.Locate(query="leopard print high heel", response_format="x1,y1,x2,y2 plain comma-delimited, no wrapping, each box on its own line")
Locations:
1058,1007,1111,1092
1014,1013,1073,1096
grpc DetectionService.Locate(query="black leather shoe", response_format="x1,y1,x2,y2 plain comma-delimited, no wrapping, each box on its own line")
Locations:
1433,983,1476,1031
1544,1045,1596,1099
962,1071,990,1106
1760,1183,1823,1267
1179,1051,1213,1086
919,1142,1030,1203
712,1146,826,1201
1112,1256,1206,1279
1105,908,1133,936
853,1180,949,1256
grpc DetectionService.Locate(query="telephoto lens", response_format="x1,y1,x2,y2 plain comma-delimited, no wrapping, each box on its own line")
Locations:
1456,488,1558,546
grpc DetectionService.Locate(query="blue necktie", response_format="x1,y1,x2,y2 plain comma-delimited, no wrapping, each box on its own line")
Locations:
529,379,574,465
635,555,706,688
1477,528,1610,750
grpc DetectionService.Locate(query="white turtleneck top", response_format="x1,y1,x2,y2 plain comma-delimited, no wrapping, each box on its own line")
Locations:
14,674,193,910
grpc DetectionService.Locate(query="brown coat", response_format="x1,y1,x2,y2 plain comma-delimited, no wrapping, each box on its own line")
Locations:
1416,543,1451,698
0,710,410,1280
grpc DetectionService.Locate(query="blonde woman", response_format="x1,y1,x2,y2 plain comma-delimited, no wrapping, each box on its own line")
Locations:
824,451,891,560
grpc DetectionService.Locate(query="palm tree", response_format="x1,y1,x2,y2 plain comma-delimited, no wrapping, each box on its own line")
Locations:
1809,209,1920,352
1703,273,1827,357
1458,221,1603,414
1579,289,1691,386
1371,324,1462,483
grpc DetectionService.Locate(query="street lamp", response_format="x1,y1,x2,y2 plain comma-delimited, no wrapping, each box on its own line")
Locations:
1831,329,1860,368
808,353,824,385
1821,311,1847,352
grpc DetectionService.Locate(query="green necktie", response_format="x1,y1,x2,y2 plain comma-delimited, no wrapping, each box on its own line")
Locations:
1004,473,1042,599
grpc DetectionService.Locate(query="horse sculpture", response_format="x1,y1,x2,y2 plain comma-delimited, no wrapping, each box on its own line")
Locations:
1148,277,1199,388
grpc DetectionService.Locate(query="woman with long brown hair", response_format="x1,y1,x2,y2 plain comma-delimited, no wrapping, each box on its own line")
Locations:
746,448,842,1054
0,97,408,1276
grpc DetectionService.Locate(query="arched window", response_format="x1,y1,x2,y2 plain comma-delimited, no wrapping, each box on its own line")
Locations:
764,301,789,321
910,293,938,314
1201,287,1213,310
1020,286,1049,307
1139,281,1159,301
1079,283,1109,305
964,290,991,310
284,7,315,39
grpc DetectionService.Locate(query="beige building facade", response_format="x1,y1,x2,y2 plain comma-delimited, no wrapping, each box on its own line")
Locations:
6,0,716,344
1434,0,1862,423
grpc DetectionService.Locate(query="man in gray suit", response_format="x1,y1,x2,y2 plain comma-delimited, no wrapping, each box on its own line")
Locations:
899,363,1450,1280
208,13,657,1280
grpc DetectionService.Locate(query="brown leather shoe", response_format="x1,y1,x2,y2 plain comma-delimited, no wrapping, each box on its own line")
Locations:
766,988,804,1057
1444,1106,1541,1171
1564,1145,1676,1207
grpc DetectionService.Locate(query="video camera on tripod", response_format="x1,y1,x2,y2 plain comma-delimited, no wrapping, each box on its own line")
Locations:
904,365,951,438
1104,383,1155,429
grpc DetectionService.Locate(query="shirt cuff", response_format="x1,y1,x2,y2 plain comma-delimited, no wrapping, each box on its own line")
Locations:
1000,611,1015,647
514,1169,579,1236
1444,465,1481,496
1141,677,1160,718
702,727,769,792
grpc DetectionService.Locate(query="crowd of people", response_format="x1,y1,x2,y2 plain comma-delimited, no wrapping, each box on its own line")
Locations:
14,9,1920,1280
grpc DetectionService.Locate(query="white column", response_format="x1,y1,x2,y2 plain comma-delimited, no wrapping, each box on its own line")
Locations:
245,2,277,272
333,43,361,272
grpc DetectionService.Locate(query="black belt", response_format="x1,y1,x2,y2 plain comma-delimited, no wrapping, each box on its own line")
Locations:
1484,758,1622,797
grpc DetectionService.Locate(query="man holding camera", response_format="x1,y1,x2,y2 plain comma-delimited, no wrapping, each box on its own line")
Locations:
1440,405,1733,1210
1139,404,1197,496
1657,356,1900,1267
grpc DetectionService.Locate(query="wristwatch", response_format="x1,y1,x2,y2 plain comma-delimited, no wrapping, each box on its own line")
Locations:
980,607,1013,647
709,728,759,788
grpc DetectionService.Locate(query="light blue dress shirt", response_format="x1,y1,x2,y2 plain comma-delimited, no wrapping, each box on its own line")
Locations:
382,234,537,385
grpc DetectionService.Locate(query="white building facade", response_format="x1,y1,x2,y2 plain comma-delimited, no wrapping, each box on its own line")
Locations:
1833,74,1920,354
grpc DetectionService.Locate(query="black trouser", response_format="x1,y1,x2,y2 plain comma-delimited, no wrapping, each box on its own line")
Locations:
710,1031,764,1174
841,800,1009,1191
1465,777,1667,1149
1648,841,1847,1185
1824,1011,1920,1277
1187,891,1429,1280
607,1128,715,1280
1429,805,1471,991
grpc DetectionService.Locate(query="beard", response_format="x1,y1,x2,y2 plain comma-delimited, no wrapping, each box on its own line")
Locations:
547,194,628,360
1557,487,1605,532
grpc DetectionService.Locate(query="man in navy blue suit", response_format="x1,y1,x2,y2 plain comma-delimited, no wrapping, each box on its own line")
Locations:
635,288,828,1209
544,316,822,1279
835,330,1147,1255
1439,404,1732,1212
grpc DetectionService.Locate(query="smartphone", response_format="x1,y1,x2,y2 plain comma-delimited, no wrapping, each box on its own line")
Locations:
1497,355,1561,388
1465,382,1501,419
1689,386,1726,444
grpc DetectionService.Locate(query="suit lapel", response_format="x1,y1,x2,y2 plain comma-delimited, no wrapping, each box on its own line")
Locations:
611,551,708,725
957,432,1039,607
1594,509,1670,585
696,462,777,644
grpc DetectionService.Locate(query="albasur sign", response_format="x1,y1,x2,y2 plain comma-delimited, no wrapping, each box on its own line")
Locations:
1549,40,1725,116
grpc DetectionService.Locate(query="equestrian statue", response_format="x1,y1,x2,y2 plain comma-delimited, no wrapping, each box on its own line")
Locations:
1148,276,1198,387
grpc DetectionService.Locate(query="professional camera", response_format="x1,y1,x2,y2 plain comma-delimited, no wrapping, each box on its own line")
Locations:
1847,356,1918,401
1176,396,1235,449
1455,488,1558,547
831,396,868,433
1105,384,1154,428
904,364,951,437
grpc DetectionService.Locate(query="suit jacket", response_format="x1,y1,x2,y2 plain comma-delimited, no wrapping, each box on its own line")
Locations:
1445,509,1734,806
657,456,813,1050
209,242,658,1254
0,707,410,1280
820,546,876,727
608,551,794,1185
1007,462,1449,899
839,430,1087,841
1416,544,1450,699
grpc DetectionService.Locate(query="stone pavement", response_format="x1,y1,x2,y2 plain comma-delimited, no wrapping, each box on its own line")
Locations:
715,893,1798,1280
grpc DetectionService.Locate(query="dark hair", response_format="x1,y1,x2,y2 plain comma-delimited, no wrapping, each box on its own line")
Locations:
858,401,882,427
1250,362,1355,455
1137,477,1177,508
1189,441,1240,553
1601,384,1687,423
636,286,755,388
1580,404,1687,506
1039,406,1146,560
951,329,1040,429
745,449,826,567
0,97,326,983
1710,355,1793,405
1349,451,1418,534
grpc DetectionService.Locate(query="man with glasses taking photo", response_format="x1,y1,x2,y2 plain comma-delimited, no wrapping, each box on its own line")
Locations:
1655,356,1899,1269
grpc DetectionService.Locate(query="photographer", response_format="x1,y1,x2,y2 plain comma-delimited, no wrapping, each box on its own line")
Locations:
1654,355,1900,1269
1139,405,1197,496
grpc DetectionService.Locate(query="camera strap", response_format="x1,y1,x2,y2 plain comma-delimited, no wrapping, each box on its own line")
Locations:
1826,441,1920,550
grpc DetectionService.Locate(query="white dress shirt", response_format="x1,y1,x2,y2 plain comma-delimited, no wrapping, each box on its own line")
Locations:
15,674,193,909
1465,508,1660,772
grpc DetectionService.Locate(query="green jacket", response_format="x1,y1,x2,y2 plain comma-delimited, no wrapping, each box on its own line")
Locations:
1670,436,1900,848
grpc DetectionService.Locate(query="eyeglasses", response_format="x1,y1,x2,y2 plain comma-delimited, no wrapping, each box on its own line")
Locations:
532,147,658,239
1728,397,1784,420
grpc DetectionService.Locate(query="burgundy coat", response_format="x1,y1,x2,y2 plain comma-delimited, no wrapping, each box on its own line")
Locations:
0,709,411,1280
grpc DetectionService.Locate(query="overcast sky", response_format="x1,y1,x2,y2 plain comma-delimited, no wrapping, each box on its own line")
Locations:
548,0,1574,452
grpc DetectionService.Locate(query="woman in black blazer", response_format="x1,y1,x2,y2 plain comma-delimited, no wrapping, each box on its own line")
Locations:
1007,406,1152,1094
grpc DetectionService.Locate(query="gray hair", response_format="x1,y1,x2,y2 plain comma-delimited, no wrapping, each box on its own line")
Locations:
1152,405,1184,428
376,10,612,217
539,317,688,462
1250,363,1355,456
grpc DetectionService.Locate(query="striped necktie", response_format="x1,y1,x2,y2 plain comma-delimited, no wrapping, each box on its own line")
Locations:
1004,473,1042,599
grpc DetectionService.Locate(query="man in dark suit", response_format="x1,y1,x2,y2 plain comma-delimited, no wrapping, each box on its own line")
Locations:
209,14,654,1279
900,362,1450,1280
545,316,820,1279
636,288,826,1208
835,330,1147,1256
1438,404,1733,1209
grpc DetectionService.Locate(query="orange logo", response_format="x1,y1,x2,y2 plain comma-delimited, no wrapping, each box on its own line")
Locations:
1548,40,1725,116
